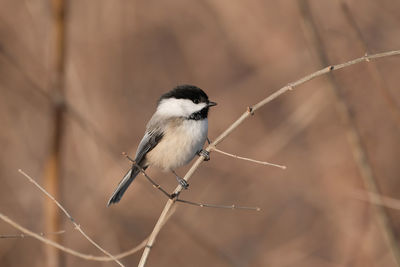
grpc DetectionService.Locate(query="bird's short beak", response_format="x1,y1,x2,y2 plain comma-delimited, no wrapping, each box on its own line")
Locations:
207,101,217,107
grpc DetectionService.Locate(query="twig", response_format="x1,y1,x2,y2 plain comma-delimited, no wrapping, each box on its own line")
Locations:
122,152,260,210
138,49,400,267
18,169,124,267
0,204,176,262
211,147,286,169
0,230,65,239
176,199,261,211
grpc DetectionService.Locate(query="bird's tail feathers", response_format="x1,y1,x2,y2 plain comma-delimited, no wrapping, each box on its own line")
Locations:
107,165,141,206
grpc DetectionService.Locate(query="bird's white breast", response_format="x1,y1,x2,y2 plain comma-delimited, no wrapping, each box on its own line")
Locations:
146,118,208,171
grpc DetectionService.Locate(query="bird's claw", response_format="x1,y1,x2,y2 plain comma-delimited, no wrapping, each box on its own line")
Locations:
198,149,210,161
176,177,189,189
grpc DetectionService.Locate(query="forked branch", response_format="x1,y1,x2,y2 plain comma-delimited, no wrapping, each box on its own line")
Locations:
122,152,260,211
0,212,146,262
18,169,124,266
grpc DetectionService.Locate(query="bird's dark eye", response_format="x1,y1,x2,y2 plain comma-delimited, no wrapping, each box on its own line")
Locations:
193,99,200,104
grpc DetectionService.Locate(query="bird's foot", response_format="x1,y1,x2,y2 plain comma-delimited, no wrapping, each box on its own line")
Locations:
176,176,189,189
198,149,210,161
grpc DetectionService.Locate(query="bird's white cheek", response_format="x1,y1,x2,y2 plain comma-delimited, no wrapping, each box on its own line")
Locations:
156,98,207,117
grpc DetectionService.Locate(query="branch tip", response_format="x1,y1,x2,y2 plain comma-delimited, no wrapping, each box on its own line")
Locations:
212,147,286,169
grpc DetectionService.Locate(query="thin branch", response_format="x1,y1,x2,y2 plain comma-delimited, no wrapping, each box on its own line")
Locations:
19,170,71,221
176,198,261,211
0,230,65,239
18,169,124,267
122,152,260,210
0,204,176,262
138,49,400,267
211,147,286,169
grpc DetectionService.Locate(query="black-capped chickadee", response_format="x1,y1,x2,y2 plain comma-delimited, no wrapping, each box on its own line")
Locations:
107,85,217,206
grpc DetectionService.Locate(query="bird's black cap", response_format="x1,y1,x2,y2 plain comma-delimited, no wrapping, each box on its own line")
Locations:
159,85,209,104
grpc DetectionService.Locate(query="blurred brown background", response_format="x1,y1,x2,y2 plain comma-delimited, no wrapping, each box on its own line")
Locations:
1,0,400,266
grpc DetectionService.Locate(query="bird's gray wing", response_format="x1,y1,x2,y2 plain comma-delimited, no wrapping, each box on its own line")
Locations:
134,127,164,164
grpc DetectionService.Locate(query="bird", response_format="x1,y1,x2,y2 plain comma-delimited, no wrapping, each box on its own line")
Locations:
107,85,217,206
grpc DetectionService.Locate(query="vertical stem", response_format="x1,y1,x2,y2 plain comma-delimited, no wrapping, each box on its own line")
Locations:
299,1,400,265
44,0,66,266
